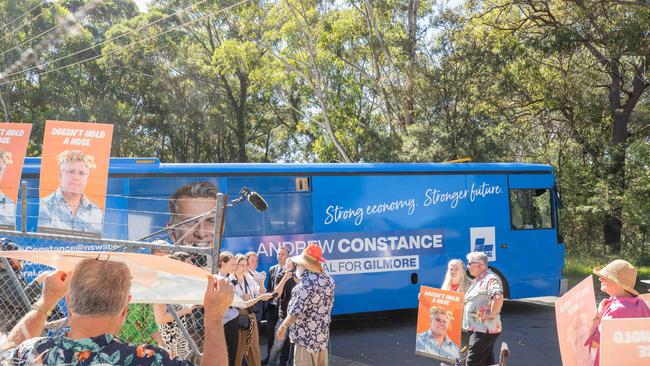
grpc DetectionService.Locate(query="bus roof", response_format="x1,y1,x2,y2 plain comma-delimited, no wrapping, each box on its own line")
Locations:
22,157,553,176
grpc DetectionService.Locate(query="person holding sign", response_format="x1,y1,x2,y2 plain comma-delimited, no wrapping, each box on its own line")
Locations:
38,150,103,234
584,259,650,366
442,259,471,293
463,252,504,366
441,259,471,363
0,149,15,226
416,306,461,361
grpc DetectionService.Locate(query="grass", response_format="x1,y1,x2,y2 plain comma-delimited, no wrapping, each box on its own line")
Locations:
564,252,650,290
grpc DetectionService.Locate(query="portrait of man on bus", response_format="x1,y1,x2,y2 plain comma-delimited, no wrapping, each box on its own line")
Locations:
38,150,103,235
415,306,460,362
167,181,219,266
0,149,16,227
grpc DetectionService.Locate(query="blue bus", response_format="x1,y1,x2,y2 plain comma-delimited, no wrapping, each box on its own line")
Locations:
17,158,564,315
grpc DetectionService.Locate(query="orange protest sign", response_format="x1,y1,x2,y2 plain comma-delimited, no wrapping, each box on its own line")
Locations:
555,276,597,366
0,123,32,229
38,120,113,237
415,285,464,363
600,318,650,366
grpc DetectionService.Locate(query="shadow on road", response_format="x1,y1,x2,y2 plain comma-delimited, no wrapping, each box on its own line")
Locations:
327,301,561,365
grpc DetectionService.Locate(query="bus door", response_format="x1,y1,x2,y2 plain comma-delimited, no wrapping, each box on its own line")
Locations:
506,173,561,298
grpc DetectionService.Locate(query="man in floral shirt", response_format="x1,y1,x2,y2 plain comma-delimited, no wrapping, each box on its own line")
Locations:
1,258,233,366
462,251,504,366
276,244,334,366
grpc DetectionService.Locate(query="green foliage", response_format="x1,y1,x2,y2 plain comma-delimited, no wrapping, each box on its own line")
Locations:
0,0,649,259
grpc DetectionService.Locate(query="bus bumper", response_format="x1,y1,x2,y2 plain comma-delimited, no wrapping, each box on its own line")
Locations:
559,278,568,295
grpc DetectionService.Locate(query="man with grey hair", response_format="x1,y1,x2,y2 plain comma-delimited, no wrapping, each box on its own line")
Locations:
463,251,504,366
2,259,233,366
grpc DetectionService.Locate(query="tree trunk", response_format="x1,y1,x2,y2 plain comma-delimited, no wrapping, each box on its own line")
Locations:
404,0,417,128
236,71,249,163
600,55,649,253
0,89,11,122
603,136,625,253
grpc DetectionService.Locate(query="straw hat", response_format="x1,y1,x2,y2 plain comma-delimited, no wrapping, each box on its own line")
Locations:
291,244,326,273
593,259,639,296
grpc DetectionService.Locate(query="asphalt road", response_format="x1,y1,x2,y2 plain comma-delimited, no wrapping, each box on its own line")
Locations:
325,300,561,365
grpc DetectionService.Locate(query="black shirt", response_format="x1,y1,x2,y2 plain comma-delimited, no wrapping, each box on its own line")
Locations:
277,272,296,319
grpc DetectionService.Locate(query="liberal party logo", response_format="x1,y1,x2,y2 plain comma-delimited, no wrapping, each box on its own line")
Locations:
470,227,496,261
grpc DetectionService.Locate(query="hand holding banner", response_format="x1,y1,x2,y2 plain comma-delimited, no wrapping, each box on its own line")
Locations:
0,250,209,304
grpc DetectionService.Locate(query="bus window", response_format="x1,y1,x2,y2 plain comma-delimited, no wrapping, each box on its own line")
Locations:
509,189,553,230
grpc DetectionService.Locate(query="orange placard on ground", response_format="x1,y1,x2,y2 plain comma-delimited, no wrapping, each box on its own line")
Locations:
415,285,464,363
38,120,113,237
555,276,597,366
601,318,650,366
0,123,32,229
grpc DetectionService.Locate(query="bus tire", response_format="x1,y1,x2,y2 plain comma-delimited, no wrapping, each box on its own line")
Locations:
488,266,510,299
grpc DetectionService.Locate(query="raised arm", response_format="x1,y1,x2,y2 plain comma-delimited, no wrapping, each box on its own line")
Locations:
152,304,195,324
201,275,234,366
6,270,71,347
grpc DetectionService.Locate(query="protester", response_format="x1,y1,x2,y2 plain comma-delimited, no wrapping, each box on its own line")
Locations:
585,259,650,366
1,258,233,366
264,246,289,364
153,253,199,359
416,306,460,362
442,259,471,293
441,258,471,363
267,258,297,366
276,244,334,366
38,150,103,234
246,251,267,340
0,149,15,226
231,254,273,366
463,252,503,366
217,251,240,366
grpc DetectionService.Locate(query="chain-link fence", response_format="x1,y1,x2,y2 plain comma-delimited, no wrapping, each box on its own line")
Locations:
0,229,217,364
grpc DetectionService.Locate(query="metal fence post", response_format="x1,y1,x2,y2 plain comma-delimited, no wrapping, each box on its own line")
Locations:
20,180,27,233
166,304,201,359
211,193,227,275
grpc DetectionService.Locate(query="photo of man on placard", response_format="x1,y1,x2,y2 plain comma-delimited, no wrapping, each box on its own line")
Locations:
0,149,15,227
416,306,461,362
38,150,103,235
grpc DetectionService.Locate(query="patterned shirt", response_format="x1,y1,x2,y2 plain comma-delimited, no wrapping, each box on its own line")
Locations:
38,188,103,235
415,330,460,361
2,333,193,365
0,190,15,227
287,270,335,353
462,269,503,334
